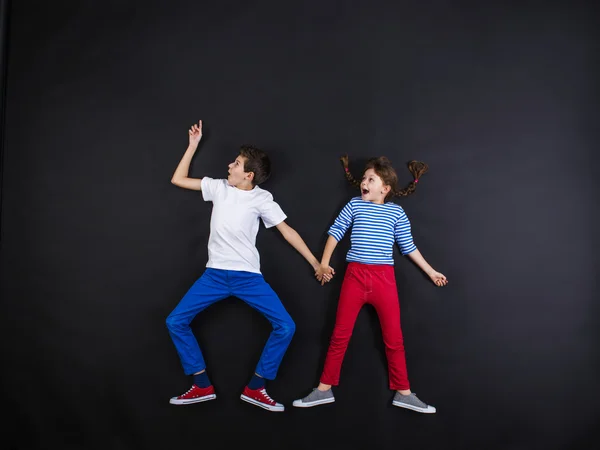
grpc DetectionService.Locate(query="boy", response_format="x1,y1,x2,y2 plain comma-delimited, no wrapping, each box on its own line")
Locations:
166,120,333,412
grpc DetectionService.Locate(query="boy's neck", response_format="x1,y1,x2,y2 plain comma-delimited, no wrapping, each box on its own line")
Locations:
234,181,255,191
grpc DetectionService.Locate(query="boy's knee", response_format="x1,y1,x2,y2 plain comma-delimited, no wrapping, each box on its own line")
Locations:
288,320,296,336
277,318,295,338
165,315,180,332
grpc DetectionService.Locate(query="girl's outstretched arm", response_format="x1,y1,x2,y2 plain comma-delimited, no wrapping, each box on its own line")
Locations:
316,236,339,285
406,249,448,287
320,235,338,267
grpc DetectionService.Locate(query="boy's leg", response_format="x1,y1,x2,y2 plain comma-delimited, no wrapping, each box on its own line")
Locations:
166,269,230,376
231,271,295,380
231,271,292,412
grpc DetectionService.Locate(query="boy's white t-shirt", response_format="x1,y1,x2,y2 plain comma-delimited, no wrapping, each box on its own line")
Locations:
201,177,287,274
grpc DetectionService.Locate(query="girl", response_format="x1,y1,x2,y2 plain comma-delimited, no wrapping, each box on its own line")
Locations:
293,155,447,413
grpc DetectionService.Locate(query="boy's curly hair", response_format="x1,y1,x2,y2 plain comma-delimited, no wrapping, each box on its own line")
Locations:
239,145,271,185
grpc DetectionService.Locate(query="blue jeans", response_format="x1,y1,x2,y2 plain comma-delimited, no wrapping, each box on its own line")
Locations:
166,268,295,380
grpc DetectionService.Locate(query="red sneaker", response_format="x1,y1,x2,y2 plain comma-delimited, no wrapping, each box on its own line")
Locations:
169,384,216,405
240,386,284,412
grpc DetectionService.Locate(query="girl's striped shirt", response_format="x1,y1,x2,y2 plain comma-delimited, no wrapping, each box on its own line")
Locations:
328,197,417,265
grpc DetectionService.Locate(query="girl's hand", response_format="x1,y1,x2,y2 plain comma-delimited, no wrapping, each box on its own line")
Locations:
315,264,335,286
188,120,203,146
430,271,448,287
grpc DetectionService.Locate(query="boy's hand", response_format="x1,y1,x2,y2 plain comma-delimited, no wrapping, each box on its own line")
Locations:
429,270,448,287
315,264,335,286
188,120,203,146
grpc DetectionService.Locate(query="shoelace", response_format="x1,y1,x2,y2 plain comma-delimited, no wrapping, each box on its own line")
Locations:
259,388,275,404
182,386,198,397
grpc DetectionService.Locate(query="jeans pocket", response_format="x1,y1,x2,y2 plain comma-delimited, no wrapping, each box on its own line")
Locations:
380,271,397,286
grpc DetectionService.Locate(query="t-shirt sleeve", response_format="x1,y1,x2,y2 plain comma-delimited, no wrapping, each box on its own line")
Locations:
394,208,417,255
201,177,224,202
328,200,354,241
260,195,287,228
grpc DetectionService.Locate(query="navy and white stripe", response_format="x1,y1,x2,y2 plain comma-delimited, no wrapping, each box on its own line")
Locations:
328,197,417,265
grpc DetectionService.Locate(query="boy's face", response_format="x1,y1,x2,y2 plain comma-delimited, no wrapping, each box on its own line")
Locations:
360,168,390,203
227,155,252,187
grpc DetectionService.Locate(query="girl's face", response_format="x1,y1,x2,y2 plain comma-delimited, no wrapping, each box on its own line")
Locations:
227,155,253,189
360,168,390,204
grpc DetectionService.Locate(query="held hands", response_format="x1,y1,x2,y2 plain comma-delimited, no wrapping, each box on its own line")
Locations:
429,270,448,287
315,264,335,286
188,120,203,146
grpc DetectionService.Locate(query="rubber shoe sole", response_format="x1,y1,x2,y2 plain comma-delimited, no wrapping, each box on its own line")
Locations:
170,393,216,405
240,394,284,412
292,397,335,408
392,399,436,414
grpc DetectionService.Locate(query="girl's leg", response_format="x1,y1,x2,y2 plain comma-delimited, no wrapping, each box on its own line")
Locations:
369,267,410,391
320,265,366,387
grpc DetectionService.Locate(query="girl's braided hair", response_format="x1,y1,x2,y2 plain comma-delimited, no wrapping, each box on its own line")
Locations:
340,154,428,201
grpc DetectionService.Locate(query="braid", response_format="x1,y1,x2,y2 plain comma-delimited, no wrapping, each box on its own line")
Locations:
341,155,429,200
339,154,361,189
393,160,428,197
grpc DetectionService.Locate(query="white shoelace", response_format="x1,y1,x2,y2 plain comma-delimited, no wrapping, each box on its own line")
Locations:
259,388,275,403
182,386,198,396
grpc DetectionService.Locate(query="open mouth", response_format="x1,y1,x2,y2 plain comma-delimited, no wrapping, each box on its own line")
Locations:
362,188,369,195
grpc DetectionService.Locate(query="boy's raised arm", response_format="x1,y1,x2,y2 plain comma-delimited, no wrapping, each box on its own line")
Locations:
171,120,203,191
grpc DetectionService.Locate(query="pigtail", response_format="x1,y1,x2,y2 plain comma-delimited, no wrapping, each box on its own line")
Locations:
394,160,428,197
341,154,429,199
340,154,361,189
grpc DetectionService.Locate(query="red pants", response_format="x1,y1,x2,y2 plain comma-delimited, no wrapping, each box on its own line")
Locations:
320,262,410,390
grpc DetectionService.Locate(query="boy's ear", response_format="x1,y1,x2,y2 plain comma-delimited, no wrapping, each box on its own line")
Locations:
382,185,391,194
246,171,255,182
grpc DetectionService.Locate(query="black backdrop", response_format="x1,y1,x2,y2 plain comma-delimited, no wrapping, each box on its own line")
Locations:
1,1,598,449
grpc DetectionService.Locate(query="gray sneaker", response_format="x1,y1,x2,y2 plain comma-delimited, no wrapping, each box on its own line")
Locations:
292,388,335,408
392,392,436,414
